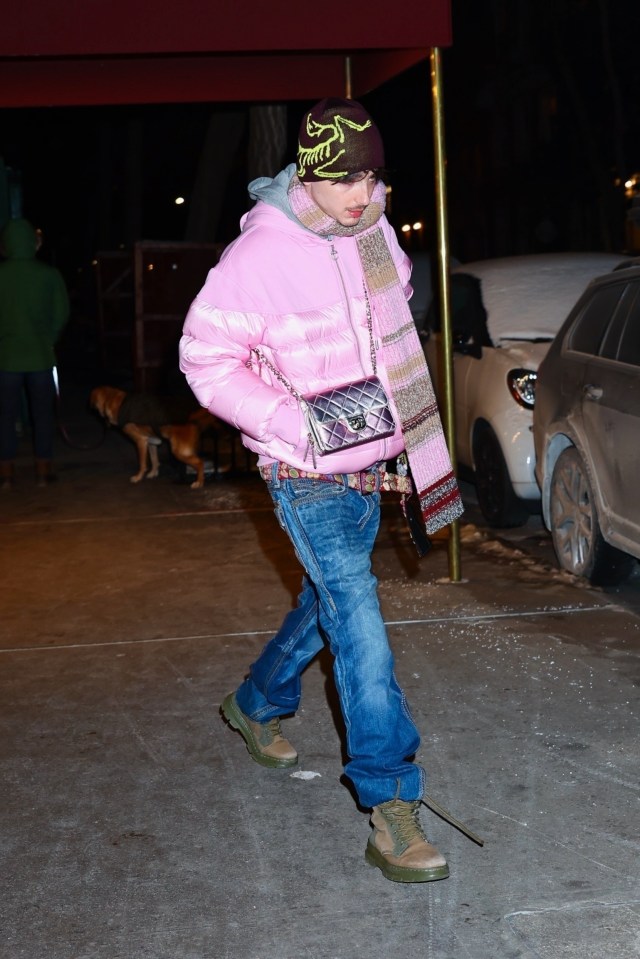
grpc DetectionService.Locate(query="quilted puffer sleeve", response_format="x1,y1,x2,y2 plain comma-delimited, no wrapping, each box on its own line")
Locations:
179,283,299,446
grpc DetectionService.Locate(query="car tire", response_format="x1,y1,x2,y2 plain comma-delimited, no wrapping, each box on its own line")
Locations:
473,427,530,528
549,447,634,586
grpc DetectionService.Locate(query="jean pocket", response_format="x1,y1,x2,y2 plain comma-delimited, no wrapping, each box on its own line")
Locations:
271,503,287,533
285,477,348,504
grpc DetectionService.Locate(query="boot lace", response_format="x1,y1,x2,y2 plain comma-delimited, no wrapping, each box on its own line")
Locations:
422,795,484,846
381,797,485,848
384,800,427,845
263,717,284,743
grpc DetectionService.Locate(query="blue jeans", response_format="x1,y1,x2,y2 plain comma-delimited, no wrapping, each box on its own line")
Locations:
235,467,426,808
0,369,56,461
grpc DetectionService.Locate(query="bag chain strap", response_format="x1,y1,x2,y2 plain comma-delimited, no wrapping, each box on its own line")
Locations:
246,348,302,401
362,284,378,375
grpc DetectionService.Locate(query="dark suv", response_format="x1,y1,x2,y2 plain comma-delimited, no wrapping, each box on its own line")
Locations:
534,260,640,584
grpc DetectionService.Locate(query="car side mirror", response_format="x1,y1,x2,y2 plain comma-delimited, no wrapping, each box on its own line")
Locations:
453,331,482,358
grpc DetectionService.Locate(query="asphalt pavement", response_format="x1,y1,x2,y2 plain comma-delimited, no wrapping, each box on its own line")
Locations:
1,393,639,959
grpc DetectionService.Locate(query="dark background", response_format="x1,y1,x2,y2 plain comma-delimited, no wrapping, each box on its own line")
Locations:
1,0,639,383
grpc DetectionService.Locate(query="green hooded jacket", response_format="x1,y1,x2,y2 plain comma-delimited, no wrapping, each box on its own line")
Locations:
0,218,70,372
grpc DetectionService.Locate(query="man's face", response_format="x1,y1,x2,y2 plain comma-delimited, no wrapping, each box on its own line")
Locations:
303,171,378,227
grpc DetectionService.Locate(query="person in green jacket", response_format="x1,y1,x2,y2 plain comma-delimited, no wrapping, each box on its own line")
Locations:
0,218,69,488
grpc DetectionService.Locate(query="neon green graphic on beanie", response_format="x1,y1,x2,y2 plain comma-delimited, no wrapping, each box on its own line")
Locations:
297,113,373,180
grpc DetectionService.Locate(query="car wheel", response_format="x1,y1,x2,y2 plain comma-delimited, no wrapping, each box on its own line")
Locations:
549,447,634,586
473,427,530,528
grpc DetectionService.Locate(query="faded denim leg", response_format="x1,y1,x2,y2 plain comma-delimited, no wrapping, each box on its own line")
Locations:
237,472,425,809
235,574,325,720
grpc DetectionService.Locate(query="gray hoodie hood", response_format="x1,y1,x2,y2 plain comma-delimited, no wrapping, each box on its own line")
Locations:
248,163,300,226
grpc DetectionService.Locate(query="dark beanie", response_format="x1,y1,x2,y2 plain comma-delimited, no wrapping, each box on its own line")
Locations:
296,97,385,182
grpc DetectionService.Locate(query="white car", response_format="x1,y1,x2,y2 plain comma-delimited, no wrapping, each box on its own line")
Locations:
419,253,626,527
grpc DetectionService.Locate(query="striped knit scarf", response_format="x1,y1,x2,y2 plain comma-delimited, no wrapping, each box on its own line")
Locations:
288,174,463,534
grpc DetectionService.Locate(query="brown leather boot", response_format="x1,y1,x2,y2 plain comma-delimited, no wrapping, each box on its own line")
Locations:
365,799,449,882
221,693,298,768
0,460,14,490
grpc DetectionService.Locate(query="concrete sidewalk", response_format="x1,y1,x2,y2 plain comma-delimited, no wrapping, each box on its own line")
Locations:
1,407,639,959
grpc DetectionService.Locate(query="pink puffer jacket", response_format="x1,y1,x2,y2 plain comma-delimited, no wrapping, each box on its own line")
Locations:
179,192,413,474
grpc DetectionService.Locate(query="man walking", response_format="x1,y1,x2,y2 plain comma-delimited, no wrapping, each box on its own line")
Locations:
180,98,464,882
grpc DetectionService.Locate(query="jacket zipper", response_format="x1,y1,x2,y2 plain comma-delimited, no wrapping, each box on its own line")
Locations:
329,240,369,375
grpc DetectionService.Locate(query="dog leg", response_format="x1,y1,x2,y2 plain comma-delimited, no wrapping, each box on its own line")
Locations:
147,442,160,479
161,424,205,489
123,424,153,482
186,457,205,489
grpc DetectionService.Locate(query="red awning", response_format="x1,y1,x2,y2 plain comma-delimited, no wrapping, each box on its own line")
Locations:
0,0,451,106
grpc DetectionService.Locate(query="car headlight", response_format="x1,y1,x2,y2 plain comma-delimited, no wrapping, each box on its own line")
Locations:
507,368,537,409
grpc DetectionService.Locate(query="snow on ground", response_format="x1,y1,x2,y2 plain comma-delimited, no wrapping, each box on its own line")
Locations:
458,521,593,590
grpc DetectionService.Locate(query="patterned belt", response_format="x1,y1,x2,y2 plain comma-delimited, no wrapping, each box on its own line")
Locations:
259,462,413,495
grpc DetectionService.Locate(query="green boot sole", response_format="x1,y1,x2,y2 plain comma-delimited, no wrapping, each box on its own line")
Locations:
221,693,298,769
365,841,450,883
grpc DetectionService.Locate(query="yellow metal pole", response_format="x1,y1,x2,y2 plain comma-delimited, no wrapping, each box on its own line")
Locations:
430,47,461,581
345,56,353,99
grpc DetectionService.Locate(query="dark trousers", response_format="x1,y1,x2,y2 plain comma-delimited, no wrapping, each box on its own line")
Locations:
0,369,56,461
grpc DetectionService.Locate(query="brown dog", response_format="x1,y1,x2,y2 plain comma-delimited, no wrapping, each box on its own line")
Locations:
90,386,219,488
